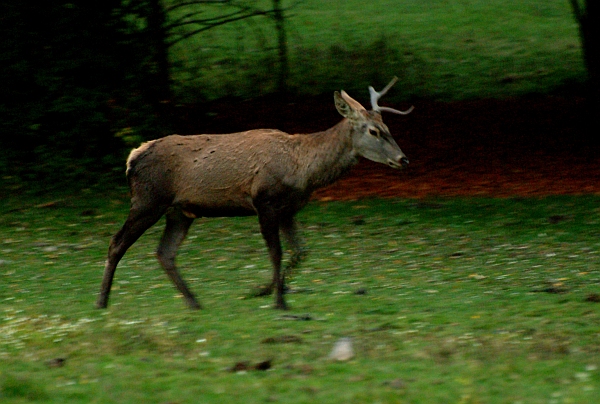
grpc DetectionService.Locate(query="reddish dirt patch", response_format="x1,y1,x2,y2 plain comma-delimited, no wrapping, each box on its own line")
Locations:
178,94,599,200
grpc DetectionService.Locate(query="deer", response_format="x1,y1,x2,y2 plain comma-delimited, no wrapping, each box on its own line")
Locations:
96,77,413,311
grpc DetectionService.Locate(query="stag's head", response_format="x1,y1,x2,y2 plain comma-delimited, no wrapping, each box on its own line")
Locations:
334,77,412,169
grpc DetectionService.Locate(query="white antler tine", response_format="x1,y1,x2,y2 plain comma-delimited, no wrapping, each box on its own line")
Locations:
369,77,398,110
379,76,398,97
369,76,413,115
369,86,380,111
378,105,415,115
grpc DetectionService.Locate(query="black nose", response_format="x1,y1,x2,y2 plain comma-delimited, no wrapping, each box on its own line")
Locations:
400,157,409,168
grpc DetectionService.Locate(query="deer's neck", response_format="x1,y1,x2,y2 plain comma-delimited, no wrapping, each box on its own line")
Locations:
296,119,358,191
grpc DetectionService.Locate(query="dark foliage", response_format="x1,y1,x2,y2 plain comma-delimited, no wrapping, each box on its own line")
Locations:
0,1,170,185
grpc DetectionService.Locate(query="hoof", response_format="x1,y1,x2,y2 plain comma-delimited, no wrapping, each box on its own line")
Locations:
275,301,289,310
185,299,202,310
95,298,108,309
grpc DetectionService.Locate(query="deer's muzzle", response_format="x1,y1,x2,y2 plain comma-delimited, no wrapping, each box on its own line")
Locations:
387,156,409,169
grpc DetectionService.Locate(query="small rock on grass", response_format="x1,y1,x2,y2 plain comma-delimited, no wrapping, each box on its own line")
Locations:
328,337,354,361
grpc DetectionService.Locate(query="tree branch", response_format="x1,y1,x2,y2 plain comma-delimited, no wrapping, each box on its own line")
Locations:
167,10,206,28
165,0,305,48
166,9,247,30
165,0,233,13
166,9,273,48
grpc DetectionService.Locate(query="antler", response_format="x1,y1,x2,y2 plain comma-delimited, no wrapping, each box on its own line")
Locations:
369,77,414,115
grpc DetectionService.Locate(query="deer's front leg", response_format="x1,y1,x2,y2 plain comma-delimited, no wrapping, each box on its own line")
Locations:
257,209,287,310
280,215,306,275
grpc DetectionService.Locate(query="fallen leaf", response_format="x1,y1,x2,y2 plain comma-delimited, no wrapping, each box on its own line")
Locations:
46,358,66,368
585,293,600,303
253,359,272,371
548,215,571,224
280,314,312,321
229,361,250,372
383,378,407,389
261,335,303,344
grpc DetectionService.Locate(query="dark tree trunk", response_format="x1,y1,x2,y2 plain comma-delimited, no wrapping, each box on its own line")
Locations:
145,0,173,134
147,0,171,103
570,0,600,126
272,0,288,95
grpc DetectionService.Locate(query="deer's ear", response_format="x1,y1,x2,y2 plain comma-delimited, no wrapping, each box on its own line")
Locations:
335,91,365,119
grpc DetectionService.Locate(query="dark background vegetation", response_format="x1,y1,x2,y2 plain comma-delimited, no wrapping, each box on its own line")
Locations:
1,1,168,184
0,0,598,193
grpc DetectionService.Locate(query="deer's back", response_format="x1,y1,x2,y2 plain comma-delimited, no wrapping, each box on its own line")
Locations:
126,131,310,216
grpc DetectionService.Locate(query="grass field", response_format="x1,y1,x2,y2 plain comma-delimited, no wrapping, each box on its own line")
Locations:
170,0,585,102
1,188,599,403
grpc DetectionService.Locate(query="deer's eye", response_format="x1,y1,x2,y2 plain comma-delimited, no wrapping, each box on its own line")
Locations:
368,128,379,137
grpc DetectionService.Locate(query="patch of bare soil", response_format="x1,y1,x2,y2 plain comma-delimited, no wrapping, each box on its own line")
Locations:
177,94,599,200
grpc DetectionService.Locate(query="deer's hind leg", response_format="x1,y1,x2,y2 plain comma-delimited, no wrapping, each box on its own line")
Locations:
97,207,166,309
156,208,200,309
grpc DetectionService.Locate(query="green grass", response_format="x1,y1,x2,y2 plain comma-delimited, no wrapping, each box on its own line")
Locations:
170,0,585,101
1,190,600,403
